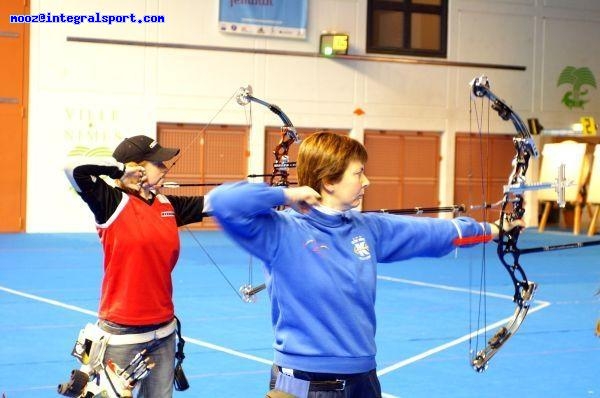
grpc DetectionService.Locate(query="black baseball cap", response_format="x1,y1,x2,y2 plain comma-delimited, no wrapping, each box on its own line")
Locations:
112,135,180,163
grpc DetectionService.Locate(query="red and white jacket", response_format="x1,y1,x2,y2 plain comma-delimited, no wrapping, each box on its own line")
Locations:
65,159,206,325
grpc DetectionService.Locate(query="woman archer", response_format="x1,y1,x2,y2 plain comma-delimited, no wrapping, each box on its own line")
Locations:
210,132,520,398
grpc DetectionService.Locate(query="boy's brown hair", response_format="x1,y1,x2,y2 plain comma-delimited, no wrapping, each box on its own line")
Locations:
297,132,368,193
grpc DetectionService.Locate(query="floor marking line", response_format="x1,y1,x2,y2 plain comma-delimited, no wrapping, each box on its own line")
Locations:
0,285,272,364
2,275,553,393
0,286,98,317
378,275,514,300
1,285,400,393
376,276,551,376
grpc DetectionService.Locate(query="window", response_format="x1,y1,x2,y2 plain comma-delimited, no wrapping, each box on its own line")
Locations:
367,0,448,58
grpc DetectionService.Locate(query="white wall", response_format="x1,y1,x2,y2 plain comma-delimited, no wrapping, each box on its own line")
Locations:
27,0,600,232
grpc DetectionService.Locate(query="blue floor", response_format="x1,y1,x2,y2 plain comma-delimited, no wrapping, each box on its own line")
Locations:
0,229,598,397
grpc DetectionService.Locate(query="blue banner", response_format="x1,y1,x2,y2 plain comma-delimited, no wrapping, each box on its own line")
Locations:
219,0,307,39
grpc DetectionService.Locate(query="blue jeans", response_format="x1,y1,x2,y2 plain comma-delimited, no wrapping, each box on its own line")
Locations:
99,320,175,398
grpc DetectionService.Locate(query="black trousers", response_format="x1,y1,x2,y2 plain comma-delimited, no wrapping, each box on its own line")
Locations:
269,364,382,398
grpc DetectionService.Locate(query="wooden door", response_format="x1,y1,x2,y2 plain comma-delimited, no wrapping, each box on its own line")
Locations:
454,133,515,222
158,123,249,230
363,130,441,213
0,0,29,232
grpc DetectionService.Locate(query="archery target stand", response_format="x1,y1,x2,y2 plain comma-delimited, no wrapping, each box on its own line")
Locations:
586,144,600,236
537,140,590,235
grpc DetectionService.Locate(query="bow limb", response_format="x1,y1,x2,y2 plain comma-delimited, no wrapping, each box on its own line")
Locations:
468,76,539,372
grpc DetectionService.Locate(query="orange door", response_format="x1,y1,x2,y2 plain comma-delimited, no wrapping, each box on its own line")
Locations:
158,123,249,230
0,0,29,232
454,133,514,222
363,130,441,212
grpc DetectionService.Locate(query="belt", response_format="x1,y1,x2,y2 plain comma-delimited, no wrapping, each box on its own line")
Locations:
278,366,367,392
100,318,177,346
308,379,346,391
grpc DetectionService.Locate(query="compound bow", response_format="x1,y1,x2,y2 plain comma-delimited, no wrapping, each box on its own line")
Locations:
468,75,540,371
469,75,600,370
234,86,300,302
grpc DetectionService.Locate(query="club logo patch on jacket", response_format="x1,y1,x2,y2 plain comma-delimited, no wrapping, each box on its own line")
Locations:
351,235,371,260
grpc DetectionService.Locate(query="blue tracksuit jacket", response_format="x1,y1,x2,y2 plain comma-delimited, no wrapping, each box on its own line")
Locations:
211,182,490,374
